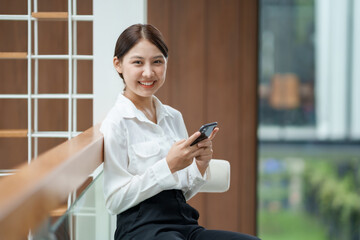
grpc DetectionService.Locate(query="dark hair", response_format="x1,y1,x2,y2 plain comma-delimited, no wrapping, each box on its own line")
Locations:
114,24,168,80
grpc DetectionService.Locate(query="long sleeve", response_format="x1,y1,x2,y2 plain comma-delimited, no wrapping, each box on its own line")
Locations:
101,120,179,215
174,113,209,200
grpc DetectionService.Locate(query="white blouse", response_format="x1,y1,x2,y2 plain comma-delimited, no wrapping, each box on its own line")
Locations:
100,94,208,215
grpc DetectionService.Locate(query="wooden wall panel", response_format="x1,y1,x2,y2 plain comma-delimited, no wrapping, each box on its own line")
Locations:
205,0,242,231
237,0,259,233
170,0,208,224
0,0,28,169
168,0,206,128
0,99,28,169
0,0,93,170
147,0,172,105
148,0,258,235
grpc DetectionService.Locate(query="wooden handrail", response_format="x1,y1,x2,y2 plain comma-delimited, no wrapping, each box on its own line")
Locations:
0,124,103,240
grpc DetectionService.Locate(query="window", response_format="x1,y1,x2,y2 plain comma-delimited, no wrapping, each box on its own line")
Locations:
258,0,360,141
258,0,360,239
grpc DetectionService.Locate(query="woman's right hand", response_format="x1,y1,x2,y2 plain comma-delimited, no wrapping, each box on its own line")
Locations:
166,132,203,173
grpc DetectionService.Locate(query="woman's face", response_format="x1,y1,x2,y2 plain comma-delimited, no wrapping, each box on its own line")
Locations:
114,39,167,100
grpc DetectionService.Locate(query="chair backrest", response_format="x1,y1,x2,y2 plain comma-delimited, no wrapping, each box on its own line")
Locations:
199,159,231,193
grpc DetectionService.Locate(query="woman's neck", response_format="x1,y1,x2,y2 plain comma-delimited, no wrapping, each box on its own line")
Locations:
124,92,157,124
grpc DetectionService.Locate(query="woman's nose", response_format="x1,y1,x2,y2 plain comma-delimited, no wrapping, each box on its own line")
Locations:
142,64,154,78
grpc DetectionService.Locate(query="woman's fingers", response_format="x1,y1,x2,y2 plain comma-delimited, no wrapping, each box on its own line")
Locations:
197,138,212,148
190,147,206,159
196,153,213,161
192,145,213,158
167,129,216,173
208,127,219,141
184,131,201,147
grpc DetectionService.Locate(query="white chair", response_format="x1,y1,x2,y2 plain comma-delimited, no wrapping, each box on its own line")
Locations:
199,159,231,193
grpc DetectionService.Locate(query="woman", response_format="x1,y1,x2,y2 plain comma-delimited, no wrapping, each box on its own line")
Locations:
101,24,259,240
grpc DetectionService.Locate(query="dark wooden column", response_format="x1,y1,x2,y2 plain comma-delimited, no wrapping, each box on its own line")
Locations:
148,0,259,235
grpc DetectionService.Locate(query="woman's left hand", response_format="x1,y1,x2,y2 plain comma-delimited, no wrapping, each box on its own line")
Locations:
195,127,219,175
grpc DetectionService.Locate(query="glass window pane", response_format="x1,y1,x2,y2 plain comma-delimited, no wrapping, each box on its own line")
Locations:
257,0,360,239
258,0,315,128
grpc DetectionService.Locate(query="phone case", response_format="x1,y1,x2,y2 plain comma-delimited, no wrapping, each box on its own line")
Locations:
190,122,217,146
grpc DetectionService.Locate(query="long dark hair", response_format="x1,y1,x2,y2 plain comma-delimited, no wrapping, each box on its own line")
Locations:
114,24,168,80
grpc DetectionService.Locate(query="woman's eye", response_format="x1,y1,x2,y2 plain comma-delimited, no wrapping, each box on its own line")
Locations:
133,61,142,64
154,60,163,64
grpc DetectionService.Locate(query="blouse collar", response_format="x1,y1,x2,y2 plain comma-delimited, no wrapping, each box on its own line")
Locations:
115,93,174,124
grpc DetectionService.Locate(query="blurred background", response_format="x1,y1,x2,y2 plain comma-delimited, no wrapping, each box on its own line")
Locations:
257,0,360,239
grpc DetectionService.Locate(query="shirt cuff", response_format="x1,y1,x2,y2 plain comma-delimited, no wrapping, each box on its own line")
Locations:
151,158,179,189
190,160,208,182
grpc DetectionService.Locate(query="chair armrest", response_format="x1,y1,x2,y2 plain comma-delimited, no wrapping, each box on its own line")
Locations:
199,159,230,193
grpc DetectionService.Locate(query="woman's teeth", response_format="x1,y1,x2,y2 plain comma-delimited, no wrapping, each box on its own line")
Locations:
140,81,154,86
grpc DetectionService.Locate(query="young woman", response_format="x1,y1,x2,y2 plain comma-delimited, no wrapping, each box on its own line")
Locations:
101,24,260,240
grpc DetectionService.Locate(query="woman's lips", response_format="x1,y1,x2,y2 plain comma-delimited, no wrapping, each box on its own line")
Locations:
139,81,156,88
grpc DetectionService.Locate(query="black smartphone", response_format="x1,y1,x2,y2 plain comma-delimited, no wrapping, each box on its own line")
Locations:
190,122,218,146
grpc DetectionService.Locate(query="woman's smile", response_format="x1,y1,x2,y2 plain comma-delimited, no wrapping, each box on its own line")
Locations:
139,80,156,88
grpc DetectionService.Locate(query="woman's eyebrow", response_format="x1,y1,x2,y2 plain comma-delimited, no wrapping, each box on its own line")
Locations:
129,55,164,59
130,55,144,59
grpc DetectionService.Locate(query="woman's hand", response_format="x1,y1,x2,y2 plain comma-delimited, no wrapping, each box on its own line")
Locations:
166,132,204,173
195,127,219,175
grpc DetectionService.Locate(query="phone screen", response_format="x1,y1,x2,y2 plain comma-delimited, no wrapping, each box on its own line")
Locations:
190,122,218,146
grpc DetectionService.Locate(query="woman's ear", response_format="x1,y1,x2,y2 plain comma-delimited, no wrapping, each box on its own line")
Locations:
113,56,122,74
